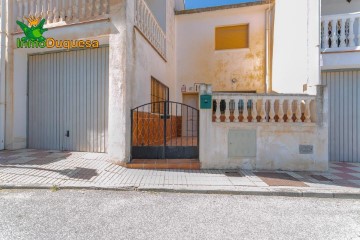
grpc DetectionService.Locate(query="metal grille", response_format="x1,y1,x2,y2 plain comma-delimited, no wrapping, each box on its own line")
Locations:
131,101,199,159
28,47,109,152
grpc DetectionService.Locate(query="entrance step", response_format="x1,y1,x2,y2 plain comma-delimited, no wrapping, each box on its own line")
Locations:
127,159,201,170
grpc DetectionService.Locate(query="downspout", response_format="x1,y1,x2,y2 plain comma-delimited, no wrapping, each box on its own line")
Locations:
265,2,272,94
0,0,6,150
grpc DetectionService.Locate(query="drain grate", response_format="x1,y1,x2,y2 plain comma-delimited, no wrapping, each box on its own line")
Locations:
224,172,244,177
310,175,333,182
255,172,308,187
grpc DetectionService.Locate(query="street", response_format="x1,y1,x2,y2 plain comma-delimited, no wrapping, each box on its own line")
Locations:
0,190,359,240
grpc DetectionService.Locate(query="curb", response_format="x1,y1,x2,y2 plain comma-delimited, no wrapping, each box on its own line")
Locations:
1,185,360,199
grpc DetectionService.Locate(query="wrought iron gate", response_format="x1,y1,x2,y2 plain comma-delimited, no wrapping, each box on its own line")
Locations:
131,101,199,159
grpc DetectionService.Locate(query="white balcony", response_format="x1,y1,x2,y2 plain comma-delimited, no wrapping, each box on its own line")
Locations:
134,0,166,59
14,0,110,30
321,12,360,53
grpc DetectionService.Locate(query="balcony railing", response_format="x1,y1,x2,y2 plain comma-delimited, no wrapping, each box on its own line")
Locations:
134,0,166,59
212,93,316,124
321,12,360,52
14,0,109,30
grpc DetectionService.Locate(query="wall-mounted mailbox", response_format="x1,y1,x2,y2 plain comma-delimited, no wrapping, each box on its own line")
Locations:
200,95,212,109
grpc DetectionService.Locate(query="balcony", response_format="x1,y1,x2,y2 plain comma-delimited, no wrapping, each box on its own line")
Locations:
321,12,360,53
134,0,166,59
14,0,110,31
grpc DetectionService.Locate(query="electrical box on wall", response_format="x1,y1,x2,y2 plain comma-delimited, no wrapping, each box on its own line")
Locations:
199,84,213,109
200,95,212,109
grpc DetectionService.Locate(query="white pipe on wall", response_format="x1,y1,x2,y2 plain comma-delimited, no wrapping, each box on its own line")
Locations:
0,0,6,150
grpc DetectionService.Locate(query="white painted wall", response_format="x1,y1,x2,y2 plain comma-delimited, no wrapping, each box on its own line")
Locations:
272,0,320,95
176,4,268,101
131,0,177,108
322,0,360,15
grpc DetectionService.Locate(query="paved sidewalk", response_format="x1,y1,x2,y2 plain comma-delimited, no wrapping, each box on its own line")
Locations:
0,149,360,198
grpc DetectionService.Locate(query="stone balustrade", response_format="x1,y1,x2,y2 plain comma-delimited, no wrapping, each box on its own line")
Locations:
212,93,316,124
134,0,166,59
14,0,109,29
321,12,360,50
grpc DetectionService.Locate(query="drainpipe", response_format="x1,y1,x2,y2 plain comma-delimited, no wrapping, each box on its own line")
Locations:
265,3,272,94
0,0,6,150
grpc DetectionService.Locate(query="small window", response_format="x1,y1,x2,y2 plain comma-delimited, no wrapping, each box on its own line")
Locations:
151,77,169,114
215,24,249,50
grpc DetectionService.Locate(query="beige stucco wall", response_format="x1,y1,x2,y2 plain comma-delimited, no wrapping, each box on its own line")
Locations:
199,108,328,171
175,4,268,100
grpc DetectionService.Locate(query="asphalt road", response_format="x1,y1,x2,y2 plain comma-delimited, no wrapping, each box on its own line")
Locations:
0,189,359,240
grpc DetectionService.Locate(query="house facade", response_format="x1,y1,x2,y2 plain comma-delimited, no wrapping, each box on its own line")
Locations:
0,0,350,171
321,0,360,163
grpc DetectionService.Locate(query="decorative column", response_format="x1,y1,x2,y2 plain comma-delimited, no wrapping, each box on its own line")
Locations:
260,99,266,123
268,98,275,123
278,99,284,123
295,99,302,123
215,99,221,123
224,98,230,123
286,99,293,123
323,20,330,48
304,99,312,123
242,98,248,123
348,17,355,47
233,98,240,123
252,98,258,123
340,18,347,47
331,19,338,48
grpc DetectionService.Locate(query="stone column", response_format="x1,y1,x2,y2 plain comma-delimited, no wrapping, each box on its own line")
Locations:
107,0,132,164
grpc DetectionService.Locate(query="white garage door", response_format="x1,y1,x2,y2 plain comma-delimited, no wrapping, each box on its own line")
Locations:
28,47,109,152
322,70,360,163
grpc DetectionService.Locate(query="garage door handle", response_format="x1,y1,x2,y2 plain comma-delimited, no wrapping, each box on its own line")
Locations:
65,131,70,137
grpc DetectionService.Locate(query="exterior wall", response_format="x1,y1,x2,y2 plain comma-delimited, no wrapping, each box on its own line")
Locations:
199,108,328,171
175,4,268,100
321,0,360,70
322,0,360,15
4,0,130,163
131,0,178,108
272,0,320,95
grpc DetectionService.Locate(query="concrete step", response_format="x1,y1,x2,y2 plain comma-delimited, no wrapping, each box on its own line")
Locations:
127,159,201,170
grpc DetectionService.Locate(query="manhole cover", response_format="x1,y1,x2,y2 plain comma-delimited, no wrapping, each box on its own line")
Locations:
255,172,308,187
225,172,244,177
310,175,333,182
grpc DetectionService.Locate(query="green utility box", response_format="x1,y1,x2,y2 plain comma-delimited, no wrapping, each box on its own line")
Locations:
200,95,212,109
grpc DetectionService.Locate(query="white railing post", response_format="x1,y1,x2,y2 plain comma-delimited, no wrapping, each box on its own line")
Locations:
304,99,312,123
225,98,230,123
242,98,248,123
331,19,338,48
286,99,293,123
268,98,275,123
215,98,221,123
233,98,240,123
296,99,302,123
278,98,284,123
252,98,258,123
323,20,329,48
340,18,347,47
349,17,356,47
260,99,266,123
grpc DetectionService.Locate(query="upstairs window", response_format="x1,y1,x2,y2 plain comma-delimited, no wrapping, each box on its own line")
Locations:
215,24,249,50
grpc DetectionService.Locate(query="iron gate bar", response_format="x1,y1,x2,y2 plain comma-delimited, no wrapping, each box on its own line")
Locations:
131,101,199,160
